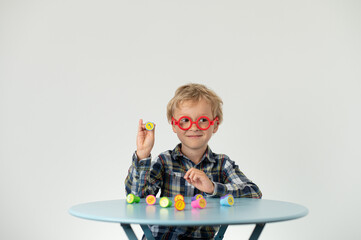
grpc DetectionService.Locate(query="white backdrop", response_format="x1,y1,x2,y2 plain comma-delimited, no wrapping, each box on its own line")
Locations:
1,1,361,239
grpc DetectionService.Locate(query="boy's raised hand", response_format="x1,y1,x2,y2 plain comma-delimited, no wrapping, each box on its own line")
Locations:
184,168,215,194
136,119,155,160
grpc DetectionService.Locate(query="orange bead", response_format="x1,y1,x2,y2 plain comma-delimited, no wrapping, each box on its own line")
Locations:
175,200,186,211
174,194,184,202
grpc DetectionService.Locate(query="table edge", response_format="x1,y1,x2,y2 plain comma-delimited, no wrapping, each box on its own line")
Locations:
69,198,308,226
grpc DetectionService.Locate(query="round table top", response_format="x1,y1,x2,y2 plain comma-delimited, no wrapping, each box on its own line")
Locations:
69,197,308,226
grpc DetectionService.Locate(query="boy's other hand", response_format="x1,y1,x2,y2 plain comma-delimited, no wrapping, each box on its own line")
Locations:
184,168,215,194
136,119,155,160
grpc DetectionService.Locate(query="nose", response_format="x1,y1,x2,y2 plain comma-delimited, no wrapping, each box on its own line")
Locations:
189,122,199,131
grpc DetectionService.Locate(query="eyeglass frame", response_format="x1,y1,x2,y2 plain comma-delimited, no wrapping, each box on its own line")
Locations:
171,116,219,131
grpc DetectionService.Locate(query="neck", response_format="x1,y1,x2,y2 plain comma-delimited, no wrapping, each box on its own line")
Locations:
181,145,207,165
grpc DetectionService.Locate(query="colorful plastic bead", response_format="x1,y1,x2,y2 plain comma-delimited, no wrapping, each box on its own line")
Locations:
160,197,172,208
220,194,234,206
191,198,207,209
145,122,155,131
175,200,186,211
174,194,184,202
127,193,140,204
146,195,156,205
191,194,203,202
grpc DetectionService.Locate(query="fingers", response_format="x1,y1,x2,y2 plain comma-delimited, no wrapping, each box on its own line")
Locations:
184,168,203,183
184,168,214,194
138,119,144,132
183,168,191,180
136,119,156,159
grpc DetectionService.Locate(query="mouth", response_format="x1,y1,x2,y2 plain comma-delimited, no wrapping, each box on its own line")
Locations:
187,135,203,138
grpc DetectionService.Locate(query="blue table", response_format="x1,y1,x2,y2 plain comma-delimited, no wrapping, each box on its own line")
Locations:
69,197,308,240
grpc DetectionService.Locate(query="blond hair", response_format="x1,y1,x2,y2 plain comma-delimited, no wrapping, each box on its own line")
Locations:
167,83,223,124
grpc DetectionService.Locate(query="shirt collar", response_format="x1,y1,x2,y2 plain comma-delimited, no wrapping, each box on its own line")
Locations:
172,143,216,163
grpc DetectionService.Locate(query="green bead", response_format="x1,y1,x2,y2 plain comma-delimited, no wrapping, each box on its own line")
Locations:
127,194,140,204
159,197,172,208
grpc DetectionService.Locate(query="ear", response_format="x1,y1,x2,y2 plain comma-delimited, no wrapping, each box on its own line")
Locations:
213,124,219,134
172,123,177,133
212,117,219,133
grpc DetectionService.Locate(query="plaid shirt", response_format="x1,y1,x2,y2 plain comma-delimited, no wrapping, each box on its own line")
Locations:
125,144,262,240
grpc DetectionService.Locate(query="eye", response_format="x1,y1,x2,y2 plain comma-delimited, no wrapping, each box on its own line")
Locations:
180,118,190,123
199,118,209,123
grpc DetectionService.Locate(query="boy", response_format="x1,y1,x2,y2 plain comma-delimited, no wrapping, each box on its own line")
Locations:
125,83,262,240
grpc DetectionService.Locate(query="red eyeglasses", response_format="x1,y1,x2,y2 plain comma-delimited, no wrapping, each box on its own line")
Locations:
171,116,219,131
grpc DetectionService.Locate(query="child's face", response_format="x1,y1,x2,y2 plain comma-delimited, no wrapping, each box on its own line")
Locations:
172,98,218,154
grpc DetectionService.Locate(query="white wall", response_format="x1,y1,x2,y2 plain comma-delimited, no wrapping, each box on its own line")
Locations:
1,1,360,239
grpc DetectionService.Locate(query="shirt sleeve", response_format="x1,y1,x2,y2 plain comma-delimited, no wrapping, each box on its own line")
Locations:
124,152,163,198
208,156,262,199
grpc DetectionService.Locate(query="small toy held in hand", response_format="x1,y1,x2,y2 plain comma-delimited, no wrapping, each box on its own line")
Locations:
127,193,140,204
146,195,156,205
145,122,155,131
160,197,172,208
191,197,207,209
220,194,234,206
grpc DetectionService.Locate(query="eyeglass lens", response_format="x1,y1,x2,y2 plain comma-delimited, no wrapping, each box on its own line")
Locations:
178,116,210,130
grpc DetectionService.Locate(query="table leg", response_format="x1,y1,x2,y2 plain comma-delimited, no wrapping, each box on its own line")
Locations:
120,224,138,240
140,224,155,240
249,223,265,240
214,225,228,240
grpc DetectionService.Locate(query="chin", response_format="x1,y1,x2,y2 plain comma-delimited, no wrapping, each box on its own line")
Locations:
184,143,207,150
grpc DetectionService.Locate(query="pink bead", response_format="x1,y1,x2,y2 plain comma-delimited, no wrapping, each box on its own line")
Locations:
191,198,207,209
